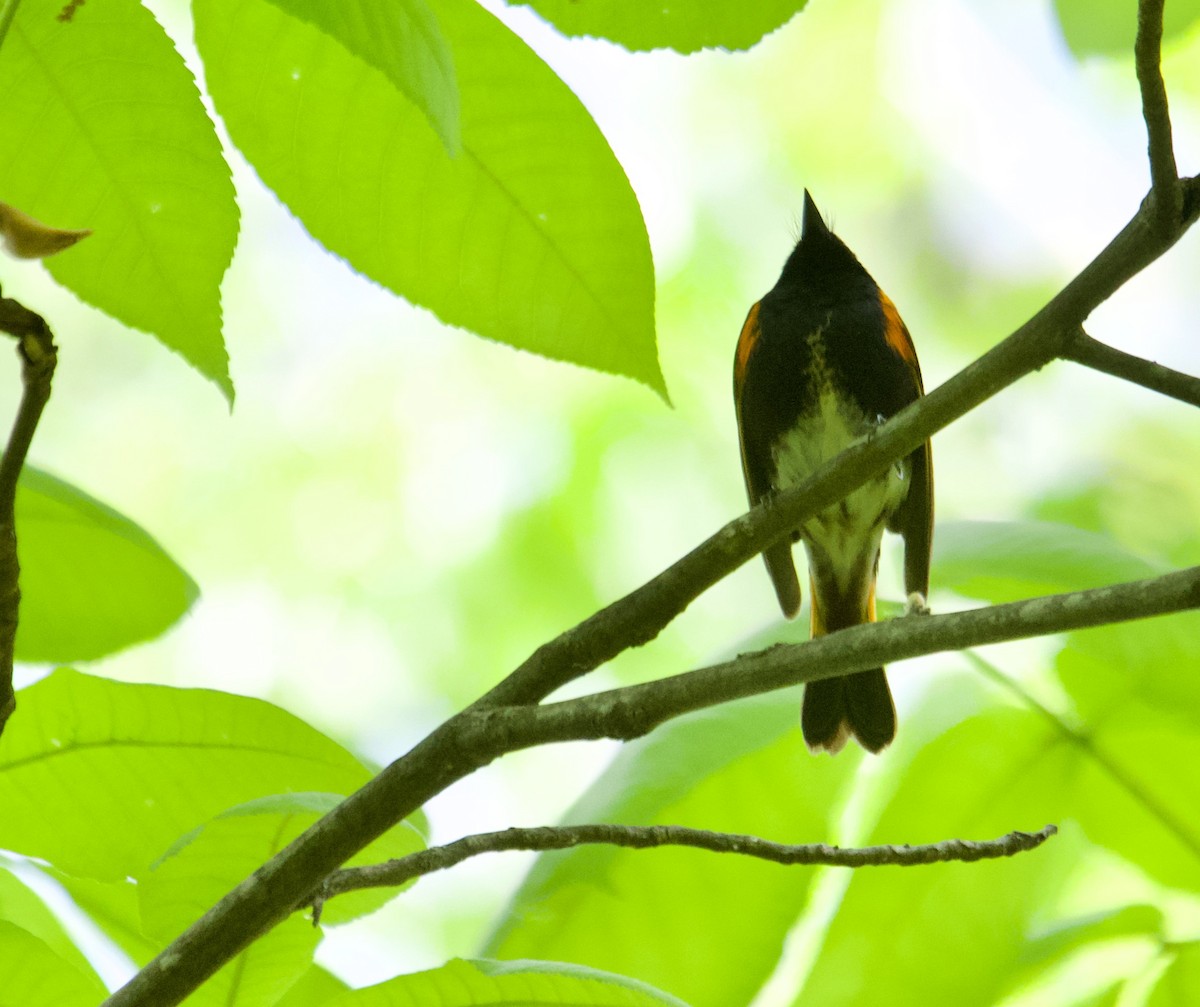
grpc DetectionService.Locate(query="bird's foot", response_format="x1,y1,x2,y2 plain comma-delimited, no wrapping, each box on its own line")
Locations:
905,591,930,616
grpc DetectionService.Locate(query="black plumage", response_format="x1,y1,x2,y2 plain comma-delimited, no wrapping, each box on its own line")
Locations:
733,192,933,754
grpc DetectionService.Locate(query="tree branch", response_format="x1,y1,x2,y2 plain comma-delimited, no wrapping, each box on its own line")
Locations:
476,176,1200,714
102,564,1200,1006
459,565,1200,754
1135,0,1181,235
100,188,1200,1007
315,823,1059,912
1062,326,1200,408
0,287,56,734
101,17,1200,1006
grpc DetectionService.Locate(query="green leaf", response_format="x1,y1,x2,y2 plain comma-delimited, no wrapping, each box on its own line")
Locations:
326,957,690,1005
14,466,198,662
1056,618,1200,893
933,520,1159,604
1033,420,1200,570
0,865,101,980
1013,904,1163,1005
974,646,1200,898
1020,905,1164,972
1057,609,1200,723
274,966,351,1007
795,709,1077,1007
143,792,424,933
165,916,319,1007
0,670,373,879
512,0,809,53
263,0,460,153
931,517,1200,902
1015,629,1200,908
194,0,665,397
1062,710,1200,893
1075,985,1124,1007
474,959,689,1006
1044,983,1127,1007
0,0,238,397
973,647,1200,896
51,871,159,967
486,691,857,1007
1147,943,1200,1007
1053,0,1200,58
158,926,319,1007
0,919,107,1006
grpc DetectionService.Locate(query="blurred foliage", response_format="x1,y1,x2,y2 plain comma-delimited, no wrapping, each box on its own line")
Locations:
1147,943,1200,1006
487,689,859,1005
0,919,107,1007
0,865,98,978
1035,417,1200,569
1053,0,1200,58
484,524,1200,1006
0,0,1196,1004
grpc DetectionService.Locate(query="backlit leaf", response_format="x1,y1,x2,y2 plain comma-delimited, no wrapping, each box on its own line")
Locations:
195,0,664,396
0,670,372,879
15,467,197,662
511,0,809,53
0,0,237,396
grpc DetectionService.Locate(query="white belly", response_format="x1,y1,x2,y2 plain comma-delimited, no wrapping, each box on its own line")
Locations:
771,387,909,592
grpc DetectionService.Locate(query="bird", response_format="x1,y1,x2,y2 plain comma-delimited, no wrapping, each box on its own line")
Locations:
733,192,933,754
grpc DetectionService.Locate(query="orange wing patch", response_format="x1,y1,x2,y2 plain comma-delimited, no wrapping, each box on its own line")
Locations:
734,301,762,394
878,291,920,373
733,301,762,500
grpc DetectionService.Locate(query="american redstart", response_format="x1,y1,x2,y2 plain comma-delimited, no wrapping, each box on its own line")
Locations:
733,192,933,754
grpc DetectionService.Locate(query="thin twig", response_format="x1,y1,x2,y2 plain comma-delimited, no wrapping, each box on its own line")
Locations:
1063,327,1200,408
314,822,1059,915
0,287,57,733
1136,0,1181,235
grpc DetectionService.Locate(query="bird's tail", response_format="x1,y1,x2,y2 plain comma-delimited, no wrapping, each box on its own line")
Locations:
801,572,896,754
